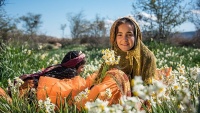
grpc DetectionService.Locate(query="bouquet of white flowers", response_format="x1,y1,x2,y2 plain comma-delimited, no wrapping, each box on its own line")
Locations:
96,49,120,83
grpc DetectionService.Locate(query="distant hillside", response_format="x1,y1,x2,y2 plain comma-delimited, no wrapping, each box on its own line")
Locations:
178,31,195,39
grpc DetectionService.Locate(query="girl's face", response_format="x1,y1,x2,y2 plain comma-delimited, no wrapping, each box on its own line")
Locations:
77,65,85,74
116,23,135,52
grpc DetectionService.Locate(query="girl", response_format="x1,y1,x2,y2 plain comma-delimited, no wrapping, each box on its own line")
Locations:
77,16,156,110
109,16,156,84
35,51,96,106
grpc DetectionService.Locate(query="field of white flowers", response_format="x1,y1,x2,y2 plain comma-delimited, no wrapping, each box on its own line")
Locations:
0,41,200,113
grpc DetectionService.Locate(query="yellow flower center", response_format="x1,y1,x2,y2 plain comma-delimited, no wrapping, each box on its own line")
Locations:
131,79,134,87
174,85,179,90
158,88,164,93
133,91,139,96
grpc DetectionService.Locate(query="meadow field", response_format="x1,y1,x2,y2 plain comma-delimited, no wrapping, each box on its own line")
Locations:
0,40,200,113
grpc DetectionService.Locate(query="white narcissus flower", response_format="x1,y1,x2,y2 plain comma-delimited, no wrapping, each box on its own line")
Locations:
133,84,148,100
153,80,166,98
133,76,143,86
85,98,109,113
14,77,24,87
38,45,43,50
74,96,81,103
53,60,58,65
101,49,120,66
182,88,191,104
172,82,180,91
38,97,55,113
27,50,31,55
30,88,36,93
105,88,112,99
40,53,48,60
85,101,93,111
49,58,53,63
195,67,200,82
44,97,51,107
109,104,123,113
8,78,13,87
132,76,149,100
74,88,90,102
119,96,141,112
177,65,185,75
38,100,43,108
178,104,184,111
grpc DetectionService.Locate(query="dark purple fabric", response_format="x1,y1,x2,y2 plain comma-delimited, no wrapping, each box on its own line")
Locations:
61,53,85,68
19,65,61,80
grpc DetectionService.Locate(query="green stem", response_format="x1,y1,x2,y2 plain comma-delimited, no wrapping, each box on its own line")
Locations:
100,63,109,82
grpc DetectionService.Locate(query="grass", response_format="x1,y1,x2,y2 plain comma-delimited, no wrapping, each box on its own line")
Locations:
0,40,200,112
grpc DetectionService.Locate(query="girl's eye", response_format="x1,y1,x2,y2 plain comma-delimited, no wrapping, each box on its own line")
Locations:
117,34,122,36
127,33,133,37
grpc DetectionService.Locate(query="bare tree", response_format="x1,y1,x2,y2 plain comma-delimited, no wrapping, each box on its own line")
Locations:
190,0,200,30
60,24,66,38
19,13,42,36
132,0,191,40
190,0,200,43
0,9,16,40
89,14,107,38
0,0,5,7
67,11,90,38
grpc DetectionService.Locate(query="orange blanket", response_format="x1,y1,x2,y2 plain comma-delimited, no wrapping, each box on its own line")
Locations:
37,73,97,106
37,69,130,109
0,87,12,102
76,68,131,109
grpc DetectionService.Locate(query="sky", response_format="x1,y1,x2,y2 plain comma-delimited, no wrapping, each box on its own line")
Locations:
3,0,196,38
